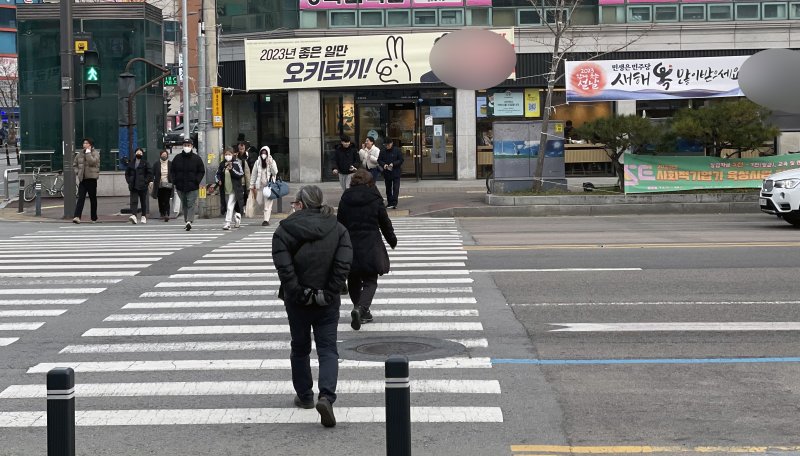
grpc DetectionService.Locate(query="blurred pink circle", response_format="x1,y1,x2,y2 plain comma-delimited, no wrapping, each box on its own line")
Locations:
429,29,516,90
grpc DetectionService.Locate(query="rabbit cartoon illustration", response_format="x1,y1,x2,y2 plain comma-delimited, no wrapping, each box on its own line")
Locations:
377,36,412,84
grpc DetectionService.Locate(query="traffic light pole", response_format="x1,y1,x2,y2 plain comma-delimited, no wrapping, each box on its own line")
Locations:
60,0,76,219
120,58,171,157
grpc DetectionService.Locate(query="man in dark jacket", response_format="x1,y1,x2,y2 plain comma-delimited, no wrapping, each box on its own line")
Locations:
272,185,352,428
169,138,206,231
330,135,360,191
377,138,404,209
125,147,153,224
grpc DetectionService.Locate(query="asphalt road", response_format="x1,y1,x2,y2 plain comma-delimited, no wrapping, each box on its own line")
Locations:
1,213,799,455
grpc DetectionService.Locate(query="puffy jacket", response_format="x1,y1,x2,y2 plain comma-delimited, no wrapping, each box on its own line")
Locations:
169,150,205,192
337,184,397,275
125,158,153,192
378,147,404,178
330,144,360,175
73,149,100,181
272,209,352,306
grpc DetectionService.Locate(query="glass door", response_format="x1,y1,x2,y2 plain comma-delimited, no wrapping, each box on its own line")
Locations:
356,103,387,151
387,103,418,179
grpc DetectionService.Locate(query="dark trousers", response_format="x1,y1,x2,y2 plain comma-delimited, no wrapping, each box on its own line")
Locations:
285,296,341,403
348,272,379,311
74,178,98,221
129,188,148,216
157,187,172,217
384,175,400,206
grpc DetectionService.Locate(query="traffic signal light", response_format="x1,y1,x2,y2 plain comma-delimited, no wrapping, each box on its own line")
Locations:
83,50,101,99
118,72,136,126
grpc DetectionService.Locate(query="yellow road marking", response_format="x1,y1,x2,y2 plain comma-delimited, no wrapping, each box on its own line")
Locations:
466,242,800,251
510,445,800,454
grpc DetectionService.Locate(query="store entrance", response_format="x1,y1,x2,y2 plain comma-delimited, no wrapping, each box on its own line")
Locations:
356,102,418,179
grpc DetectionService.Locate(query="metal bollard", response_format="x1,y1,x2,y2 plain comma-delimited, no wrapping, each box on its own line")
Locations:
35,183,42,216
47,367,76,456
277,195,283,213
17,178,24,213
385,355,411,456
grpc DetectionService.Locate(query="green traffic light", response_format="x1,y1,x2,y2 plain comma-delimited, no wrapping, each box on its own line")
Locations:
86,67,99,82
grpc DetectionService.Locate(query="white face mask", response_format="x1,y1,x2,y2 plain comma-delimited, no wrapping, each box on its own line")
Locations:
224,155,232,162
261,154,268,160
183,147,192,153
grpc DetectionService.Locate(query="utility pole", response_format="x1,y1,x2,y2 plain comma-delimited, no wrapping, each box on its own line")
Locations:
203,0,221,158
197,3,208,183
60,0,76,219
181,0,190,140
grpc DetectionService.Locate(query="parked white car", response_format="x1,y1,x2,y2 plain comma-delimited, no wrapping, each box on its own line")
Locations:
760,168,800,226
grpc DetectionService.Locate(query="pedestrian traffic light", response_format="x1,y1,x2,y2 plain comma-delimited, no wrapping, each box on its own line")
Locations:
83,50,101,99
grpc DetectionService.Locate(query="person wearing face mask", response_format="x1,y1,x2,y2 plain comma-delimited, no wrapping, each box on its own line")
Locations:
152,150,173,222
72,138,101,224
236,142,253,210
169,138,206,231
249,146,279,226
125,147,153,224
215,148,245,230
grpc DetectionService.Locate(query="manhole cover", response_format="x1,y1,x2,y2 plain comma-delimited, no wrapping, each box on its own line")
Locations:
356,342,435,356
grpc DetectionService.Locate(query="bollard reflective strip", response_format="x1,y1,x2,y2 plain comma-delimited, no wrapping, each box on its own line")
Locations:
385,377,410,388
47,388,75,400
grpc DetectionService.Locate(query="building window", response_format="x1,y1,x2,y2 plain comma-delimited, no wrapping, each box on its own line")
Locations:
600,6,626,24
518,9,541,25
708,4,732,20
654,5,678,21
329,10,357,27
413,10,437,26
492,8,516,26
359,10,384,27
680,4,706,20
387,9,411,26
299,10,319,28
439,9,464,25
0,32,15,54
545,8,569,23
791,2,800,18
627,5,652,22
735,3,761,19
467,8,491,25
163,20,181,41
571,5,598,24
763,2,788,19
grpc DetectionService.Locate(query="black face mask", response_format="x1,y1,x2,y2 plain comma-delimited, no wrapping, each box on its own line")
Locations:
161,156,168,161
135,154,143,159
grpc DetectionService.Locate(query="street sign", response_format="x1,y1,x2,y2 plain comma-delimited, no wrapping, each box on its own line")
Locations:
212,86,223,128
74,40,88,54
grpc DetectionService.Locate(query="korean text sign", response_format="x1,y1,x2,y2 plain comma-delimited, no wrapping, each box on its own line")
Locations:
244,30,514,91
566,56,747,102
624,154,800,193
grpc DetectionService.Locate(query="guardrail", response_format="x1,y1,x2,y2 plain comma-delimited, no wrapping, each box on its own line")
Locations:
3,167,19,200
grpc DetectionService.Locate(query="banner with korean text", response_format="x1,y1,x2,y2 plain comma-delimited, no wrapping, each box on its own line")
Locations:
244,29,514,91
566,56,747,102
624,154,800,193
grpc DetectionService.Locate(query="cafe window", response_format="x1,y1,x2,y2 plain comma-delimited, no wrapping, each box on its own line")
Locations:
467,8,491,25
708,4,732,20
763,2,788,19
627,5,652,22
359,10,384,27
735,3,760,19
387,9,411,26
439,9,464,25
680,4,706,20
329,10,357,27
413,10,438,26
518,9,542,25
654,5,678,21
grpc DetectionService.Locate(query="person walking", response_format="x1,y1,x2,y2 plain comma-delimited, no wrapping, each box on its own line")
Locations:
359,137,381,183
378,138,404,209
236,142,253,209
249,146,279,226
272,186,352,428
330,135,359,191
216,148,245,230
169,138,205,231
72,138,100,224
337,169,397,330
152,150,173,222
125,147,153,224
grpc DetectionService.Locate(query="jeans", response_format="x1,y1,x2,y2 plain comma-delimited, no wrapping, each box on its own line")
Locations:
285,295,341,403
129,189,148,217
157,187,172,217
178,189,198,223
348,272,379,311
384,175,400,207
338,173,352,191
74,178,98,221
369,167,382,185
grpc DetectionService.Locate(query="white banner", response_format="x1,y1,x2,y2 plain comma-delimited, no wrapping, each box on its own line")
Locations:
565,56,747,102
244,30,514,91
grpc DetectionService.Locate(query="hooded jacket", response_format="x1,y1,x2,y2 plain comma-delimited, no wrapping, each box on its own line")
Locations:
272,209,352,305
337,184,397,275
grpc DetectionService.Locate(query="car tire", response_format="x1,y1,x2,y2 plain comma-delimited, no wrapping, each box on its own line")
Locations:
782,212,800,227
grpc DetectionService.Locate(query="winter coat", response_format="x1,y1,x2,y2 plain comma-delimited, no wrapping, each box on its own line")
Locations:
169,150,205,192
72,149,100,181
249,155,279,206
378,146,404,179
330,144,360,175
272,209,352,306
237,154,252,186
125,158,153,192
359,145,380,170
337,184,397,275
215,160,245,214
152,158,172,194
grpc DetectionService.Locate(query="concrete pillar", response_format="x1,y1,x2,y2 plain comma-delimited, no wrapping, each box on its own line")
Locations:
289,90,322,182
456,89,476,180
616,100,637,116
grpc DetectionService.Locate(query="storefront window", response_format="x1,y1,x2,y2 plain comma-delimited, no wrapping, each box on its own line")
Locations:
223,92,290,180
322,92,356,181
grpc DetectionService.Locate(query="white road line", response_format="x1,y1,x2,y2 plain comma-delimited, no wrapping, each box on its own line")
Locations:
123,297,477,309
1,380,500,399
59,337,489,353
0,265,151,270
211,248,466,254
0,299,87,306
550,322,800,332
0,288,105,295
518,300,800,307
154,278,472,288
202,255,467,261
387,270,469,276
0,407,503,427
469,268,643,273
139,287,472,297
0,310,67,318
165,273,470,280
0,258,161,264
18,235,219,240
83,322,483,336
0,252,175,259
390,262,466,268
0,280,122,285
0,337,18,346
0,243,200,249
0,323,45,331
28,357,493,373
0,249,178,254
0,272,138,278
104,309,479,321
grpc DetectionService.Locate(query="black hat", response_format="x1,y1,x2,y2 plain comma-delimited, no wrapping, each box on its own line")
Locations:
182,138,193,146
385,138,394,144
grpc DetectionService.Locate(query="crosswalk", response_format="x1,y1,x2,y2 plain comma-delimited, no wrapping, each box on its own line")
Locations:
0,218,504,428
0,226,221,347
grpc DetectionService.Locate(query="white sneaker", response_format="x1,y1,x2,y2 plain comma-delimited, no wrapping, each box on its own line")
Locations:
223,223,231,231
129,215,137,224
140,216,147,224
234,213,241,228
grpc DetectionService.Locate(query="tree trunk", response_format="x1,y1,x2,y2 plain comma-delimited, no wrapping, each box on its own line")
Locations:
614,160,624,191
533,37,561,193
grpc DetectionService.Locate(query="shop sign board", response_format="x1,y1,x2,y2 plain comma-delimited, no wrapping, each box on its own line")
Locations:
624,154,800,193
300,0,491,10
431,125,446,164
565,56,746,102
492,91,524,116
211,86,223,128
245,29,514,91
524,89,540,117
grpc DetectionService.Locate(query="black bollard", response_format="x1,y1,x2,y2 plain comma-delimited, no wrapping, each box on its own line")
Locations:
35,182,42,216
17,178,24,213
385,355,411,456
277,195,283,213
47,367,75,456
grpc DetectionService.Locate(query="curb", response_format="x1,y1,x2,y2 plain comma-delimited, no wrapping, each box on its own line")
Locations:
417,202,760,217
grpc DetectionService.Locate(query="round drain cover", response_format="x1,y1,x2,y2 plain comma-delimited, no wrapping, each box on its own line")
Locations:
356,341,434,356
339,336,467,362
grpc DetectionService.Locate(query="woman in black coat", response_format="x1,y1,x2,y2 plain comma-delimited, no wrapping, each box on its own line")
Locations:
337,169,397,330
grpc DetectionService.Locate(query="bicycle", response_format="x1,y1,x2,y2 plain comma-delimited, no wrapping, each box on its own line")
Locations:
23,166,65,202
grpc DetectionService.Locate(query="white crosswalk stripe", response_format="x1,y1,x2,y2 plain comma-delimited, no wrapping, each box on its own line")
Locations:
0,218,504,428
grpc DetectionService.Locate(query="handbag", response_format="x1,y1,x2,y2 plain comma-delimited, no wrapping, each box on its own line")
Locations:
244,195,257,218
172,189,182,215
262,185,272,201
267,177,289,200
